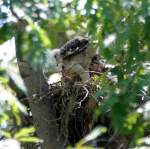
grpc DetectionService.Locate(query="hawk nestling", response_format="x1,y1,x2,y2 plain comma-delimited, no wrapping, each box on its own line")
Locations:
54,37,97,83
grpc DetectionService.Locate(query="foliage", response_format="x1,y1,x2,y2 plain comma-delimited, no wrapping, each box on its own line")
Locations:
72,127,107,149
0,0,150,148
0,35,41,148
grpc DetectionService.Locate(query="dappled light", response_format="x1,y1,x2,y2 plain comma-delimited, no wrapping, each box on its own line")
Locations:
0,0,150,149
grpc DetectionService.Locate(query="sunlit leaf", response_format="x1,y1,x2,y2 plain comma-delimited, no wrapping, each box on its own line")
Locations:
0,130,11,138
14,127,36,139
76,126,107,147
17,137,43,143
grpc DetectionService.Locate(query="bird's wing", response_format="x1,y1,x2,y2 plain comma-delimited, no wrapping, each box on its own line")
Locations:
60,37,89,59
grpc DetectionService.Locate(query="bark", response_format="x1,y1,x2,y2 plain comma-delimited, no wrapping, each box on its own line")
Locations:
17,60,65,149
10,6,67,148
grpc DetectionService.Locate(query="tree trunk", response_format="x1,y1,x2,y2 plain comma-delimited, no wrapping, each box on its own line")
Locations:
17,59,64,149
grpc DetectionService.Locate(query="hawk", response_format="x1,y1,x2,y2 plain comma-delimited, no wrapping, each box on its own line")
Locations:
54,37,98,83
42,37,102,84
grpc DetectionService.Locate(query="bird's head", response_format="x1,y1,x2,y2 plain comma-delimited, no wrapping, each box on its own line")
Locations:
53,49,62,64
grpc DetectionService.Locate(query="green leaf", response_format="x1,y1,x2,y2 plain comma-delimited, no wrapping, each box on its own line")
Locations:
0,130,11,138
0,76,8,84
76,126,107,147
17,137,43,143
14,127,36,139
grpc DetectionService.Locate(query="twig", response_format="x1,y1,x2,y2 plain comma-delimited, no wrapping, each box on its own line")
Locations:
76,85,89,108
104,130,118,148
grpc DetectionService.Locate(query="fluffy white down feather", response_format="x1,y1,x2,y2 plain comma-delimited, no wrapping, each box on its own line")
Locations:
42,49,62,80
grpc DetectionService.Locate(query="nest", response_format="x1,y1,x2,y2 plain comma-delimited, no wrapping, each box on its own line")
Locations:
47,81,99,145
21,78,132,148
46,81,131,148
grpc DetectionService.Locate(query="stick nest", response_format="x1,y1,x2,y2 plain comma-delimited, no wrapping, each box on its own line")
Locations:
46,81,100,145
